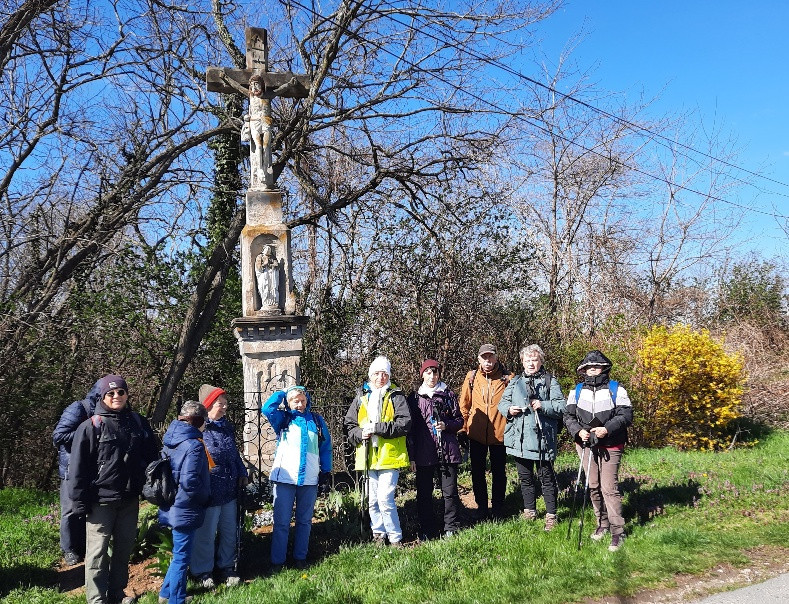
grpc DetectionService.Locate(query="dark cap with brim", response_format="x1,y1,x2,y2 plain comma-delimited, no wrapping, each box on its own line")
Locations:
478,344,497,356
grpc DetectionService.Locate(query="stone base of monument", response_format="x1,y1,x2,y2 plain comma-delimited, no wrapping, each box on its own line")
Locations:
232,315,309,474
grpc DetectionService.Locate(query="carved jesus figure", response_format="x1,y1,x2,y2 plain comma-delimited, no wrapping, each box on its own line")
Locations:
240,74,273,189
255,245,280,309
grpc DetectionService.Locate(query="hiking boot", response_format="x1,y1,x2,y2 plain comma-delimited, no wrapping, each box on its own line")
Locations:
389,540,403,548
372,532,386,546
443,530,456,539
197,574,214,589
269,564,284,575
590,526,609,541
293,559,309,570
544,513,557,532
608,533,626,551
225,573,241,586
159,598,192,604
63,551,83,566
522,509,537,521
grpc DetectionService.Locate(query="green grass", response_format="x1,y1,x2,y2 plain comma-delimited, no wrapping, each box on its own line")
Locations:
3,431,789,604
0,489,73,603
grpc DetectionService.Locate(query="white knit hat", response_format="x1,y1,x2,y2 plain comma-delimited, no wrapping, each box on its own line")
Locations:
368,356,392,379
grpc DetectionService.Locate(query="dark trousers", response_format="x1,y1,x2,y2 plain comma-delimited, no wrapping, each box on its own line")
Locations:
469,440,506,513
415,464,462,536
59,478,86,556
514,457,558,515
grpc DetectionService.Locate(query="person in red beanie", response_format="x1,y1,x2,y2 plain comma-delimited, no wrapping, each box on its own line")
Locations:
190,384,248,588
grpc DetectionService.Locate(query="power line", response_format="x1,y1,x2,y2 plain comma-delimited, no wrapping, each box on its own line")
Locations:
375,0,789,193
280,0,789,220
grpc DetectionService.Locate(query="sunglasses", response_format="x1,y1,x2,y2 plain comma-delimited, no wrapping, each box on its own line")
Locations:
105,389,126,397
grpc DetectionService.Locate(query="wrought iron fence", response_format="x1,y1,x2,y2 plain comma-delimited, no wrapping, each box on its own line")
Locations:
223,388,356,481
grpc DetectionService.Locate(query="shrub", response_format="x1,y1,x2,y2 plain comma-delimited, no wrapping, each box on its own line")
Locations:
636,324,745,450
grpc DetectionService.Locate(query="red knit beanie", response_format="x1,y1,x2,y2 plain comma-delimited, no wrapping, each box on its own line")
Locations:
198,384,226,409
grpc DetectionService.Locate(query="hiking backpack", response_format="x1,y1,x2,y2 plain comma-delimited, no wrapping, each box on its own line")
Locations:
142,453,177,509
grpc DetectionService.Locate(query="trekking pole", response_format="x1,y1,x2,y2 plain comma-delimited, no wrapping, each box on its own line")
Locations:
532,402,543,466
577,442,595,550
566,443,586,540
234,483,244,574
432,405,447,477
359,437,371,536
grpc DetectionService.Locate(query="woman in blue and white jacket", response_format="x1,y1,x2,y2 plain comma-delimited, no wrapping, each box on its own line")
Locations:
261,386,332,571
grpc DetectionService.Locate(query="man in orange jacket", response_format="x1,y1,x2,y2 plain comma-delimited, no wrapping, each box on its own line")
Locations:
459,344,510,520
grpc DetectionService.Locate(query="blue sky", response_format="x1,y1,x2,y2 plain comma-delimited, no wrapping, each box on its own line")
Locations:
531,0,789,258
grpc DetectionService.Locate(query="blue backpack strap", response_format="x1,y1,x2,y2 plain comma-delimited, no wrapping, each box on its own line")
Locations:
575,381,618,405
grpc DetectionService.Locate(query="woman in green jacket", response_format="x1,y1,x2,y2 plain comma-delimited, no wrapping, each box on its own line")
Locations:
498,344,565,530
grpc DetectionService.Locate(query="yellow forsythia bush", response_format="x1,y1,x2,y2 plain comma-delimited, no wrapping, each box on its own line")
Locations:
637,324,745,450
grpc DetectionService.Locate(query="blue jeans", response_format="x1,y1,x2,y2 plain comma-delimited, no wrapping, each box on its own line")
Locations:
190,500,237,576
160,528,195,604
271,482,318,565
368,469,402,543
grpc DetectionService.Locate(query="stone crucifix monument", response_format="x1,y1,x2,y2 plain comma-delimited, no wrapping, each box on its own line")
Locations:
206,27,310,472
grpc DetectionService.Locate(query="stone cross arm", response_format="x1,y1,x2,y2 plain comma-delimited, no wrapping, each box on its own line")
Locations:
206,67,310,99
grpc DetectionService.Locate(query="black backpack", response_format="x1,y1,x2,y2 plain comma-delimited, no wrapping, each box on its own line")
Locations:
142,453,177,510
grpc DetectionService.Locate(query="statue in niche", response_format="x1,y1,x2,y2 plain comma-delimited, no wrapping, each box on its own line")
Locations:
240,74,274,189
255,244,280,310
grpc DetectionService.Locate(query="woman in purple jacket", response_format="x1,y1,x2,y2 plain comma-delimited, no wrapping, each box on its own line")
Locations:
406,360,464,540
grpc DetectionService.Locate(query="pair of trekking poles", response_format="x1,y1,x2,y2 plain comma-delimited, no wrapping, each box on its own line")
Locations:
567,438,596,550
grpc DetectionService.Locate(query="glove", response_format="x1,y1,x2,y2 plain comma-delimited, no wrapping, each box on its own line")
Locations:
361,423,375,438
318,472,331,496
72,502,89,517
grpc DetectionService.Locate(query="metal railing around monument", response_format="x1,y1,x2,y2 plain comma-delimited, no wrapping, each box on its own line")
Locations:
224,387,355,487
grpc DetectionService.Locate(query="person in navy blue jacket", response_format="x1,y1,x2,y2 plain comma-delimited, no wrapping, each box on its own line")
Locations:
52,379,101,566
190,384,248,588
261,386,332,572
158,401,212,604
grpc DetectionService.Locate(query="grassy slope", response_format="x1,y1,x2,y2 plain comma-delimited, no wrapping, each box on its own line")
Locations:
2,431,788,604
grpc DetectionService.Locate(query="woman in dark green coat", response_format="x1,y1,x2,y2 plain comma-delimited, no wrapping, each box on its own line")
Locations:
498,344,565,530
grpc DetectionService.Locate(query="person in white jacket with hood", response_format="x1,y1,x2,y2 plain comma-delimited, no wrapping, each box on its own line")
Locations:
261,385,332,572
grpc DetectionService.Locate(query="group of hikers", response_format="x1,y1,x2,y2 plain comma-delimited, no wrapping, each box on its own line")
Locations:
52,344,632,603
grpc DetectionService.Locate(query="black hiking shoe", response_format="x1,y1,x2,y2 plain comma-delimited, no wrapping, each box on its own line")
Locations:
608,533,626,551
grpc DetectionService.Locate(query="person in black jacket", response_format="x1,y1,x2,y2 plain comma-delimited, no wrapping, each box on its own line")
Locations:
52,379,101,566
67,375,158,604
563,351,633,552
